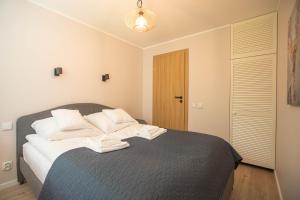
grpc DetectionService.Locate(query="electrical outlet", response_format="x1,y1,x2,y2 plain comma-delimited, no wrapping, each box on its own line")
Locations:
2,161,13,171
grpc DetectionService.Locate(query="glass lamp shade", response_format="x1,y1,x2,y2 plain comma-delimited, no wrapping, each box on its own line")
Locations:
125,8,156,32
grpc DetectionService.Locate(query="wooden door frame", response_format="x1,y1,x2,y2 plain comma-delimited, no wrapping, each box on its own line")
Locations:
152,49,189,130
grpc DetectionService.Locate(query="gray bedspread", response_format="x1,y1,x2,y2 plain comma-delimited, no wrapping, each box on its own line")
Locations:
39,130,241,200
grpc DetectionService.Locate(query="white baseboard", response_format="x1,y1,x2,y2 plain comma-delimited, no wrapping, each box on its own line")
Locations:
0,179,18,191
274,170,283,200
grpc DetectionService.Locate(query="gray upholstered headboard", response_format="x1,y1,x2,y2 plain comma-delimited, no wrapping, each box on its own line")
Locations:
16,103,112,183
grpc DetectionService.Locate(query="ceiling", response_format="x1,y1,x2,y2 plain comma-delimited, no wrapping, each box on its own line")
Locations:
29,0,279,48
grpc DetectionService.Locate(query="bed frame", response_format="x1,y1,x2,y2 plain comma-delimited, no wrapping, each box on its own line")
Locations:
16,103,234,199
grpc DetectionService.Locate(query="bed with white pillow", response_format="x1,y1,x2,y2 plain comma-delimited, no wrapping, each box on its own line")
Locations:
17,103,240,200
19,104,146,182
17,104,150,190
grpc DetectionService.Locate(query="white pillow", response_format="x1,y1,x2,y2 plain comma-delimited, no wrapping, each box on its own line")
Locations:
31,117,102,141
84,112,131,134
51,109,90,131
31,117,59,139
102,109,137,124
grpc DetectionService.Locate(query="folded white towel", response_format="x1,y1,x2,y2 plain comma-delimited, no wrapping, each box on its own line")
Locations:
105,124,166,140
140,125,159,132
81,136,129,153
137,127,167,140
97,136,123,146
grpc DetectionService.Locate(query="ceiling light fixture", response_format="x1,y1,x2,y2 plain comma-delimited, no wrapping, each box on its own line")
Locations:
125,0,156,32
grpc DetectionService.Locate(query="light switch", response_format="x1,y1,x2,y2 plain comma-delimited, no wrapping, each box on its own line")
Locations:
1,121,13,131
197,103,203,109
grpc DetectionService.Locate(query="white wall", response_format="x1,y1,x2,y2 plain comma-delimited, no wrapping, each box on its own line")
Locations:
4,1,298,196
142,26,231,141
276,0,300,199
0,0,142,185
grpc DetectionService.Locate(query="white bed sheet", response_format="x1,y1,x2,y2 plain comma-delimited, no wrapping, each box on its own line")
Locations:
23,124,165,183
25,134,97,163
22,125,140,183
23,143,52,183
24,124,144,162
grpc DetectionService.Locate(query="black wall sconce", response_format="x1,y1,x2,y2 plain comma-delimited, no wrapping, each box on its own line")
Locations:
102,74,110,82
54,67,63,76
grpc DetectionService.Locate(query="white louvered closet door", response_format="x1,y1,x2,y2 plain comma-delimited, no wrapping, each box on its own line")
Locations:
230,13,277,169
231,55,276,169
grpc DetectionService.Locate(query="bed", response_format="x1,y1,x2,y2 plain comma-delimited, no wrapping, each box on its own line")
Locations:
16,103,241,200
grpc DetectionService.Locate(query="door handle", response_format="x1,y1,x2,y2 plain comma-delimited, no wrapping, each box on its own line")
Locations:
174,96,183,99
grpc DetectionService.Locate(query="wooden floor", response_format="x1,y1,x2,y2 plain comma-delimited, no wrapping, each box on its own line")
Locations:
0,184,35,200
0,164,279,200
230,164,279,200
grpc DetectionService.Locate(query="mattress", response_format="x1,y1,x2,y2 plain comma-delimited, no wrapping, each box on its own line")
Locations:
25,134,91,162
23,134,104,183
23,143,52,183
23,134,107,183
24,124,148,162
22,124,152,182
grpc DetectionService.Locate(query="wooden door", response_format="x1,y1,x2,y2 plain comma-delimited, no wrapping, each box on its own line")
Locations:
153,49,188,130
